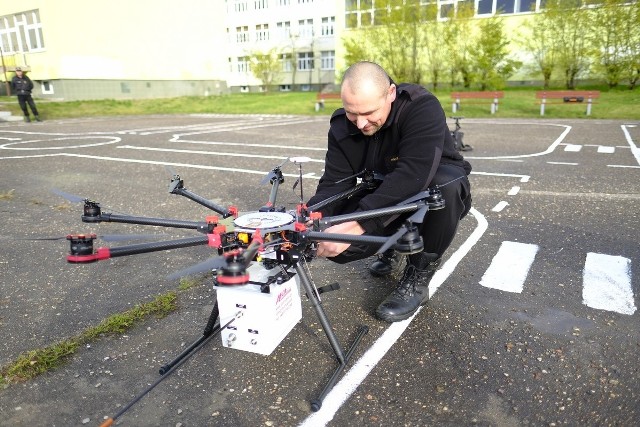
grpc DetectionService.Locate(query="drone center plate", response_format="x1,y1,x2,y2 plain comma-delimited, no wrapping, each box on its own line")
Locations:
233,211,294,231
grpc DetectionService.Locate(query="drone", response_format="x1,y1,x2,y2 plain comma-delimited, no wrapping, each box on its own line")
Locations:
60,157,445,426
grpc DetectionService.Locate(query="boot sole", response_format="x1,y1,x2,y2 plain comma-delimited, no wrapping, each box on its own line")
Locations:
375,296,429,323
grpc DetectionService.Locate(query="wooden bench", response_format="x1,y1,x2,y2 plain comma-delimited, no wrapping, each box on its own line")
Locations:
451,91,504,114
315,92,341,111
535,90,600,116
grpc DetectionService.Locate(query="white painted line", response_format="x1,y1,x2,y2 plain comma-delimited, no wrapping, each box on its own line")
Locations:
470,171,530,183
480,241,539,293
597,146,615,154
117,145,325,163
492,201,509,212
547,161,578,165
465,124,571,160
607,164,640,169
583,253,636,315
621,125,640,166
298,208,488,427
564,144,582,152
507,186,520,196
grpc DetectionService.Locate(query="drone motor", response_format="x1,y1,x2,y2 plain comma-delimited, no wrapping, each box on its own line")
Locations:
394,226,424,255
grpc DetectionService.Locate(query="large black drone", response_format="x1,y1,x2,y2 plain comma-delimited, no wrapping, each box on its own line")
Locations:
59,158,444,426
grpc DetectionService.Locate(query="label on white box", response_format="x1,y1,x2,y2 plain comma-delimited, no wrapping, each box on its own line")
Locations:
217,262,302,355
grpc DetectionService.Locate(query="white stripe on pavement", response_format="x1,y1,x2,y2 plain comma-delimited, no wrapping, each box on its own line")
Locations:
583,253,636,315
564,144,582,152
597,146,615,153
480,241,539,293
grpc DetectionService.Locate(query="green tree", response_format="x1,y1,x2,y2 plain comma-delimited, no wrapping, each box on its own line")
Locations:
422,3,448,90
544,0,593,89
249,48,282,92
521,10,558,89
590,0,638,88
470,15,521,90
443,3,476,88
620,0,640,89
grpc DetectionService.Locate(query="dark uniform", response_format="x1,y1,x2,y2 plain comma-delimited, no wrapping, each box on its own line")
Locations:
11,69,41,122
307,82,472,322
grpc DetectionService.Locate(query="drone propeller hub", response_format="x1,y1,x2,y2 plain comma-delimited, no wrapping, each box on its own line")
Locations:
393,226,424,255
216,261,250,285
82,201,101,222
66,233,97,255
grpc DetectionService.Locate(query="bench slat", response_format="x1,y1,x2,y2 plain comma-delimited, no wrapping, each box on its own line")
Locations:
535,91,600,116
450,91,504,114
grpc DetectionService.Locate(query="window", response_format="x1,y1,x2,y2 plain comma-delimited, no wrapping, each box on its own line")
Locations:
298,18,314,38
0,9,45,53
276,21,291,39
41,81,53,95
254,0,268,9
234,0,248,12
278,0,290,5
321,16,335,36
279,84,291,91
515,0,536,12
236,26,249,43
256,23,269,41
477,0,493,14
237,56,251,73
281,53,293,72
320,51,335,70
496,0,515,13
297,52,314,71
240,85,249,92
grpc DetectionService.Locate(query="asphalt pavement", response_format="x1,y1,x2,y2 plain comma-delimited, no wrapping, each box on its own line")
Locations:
0,114,638,426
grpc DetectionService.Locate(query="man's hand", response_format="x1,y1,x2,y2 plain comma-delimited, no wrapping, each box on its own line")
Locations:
316,221,365,258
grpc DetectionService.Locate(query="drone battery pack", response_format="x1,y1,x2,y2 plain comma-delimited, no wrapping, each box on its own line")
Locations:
216,262,302,355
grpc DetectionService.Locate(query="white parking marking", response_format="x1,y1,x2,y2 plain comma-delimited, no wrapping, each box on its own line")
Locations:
480,241,539,293
507,186,520,196
597,146,615,154
547,161,578,165
564,144,582,152
621,124,640,166
583,253,636,315
299,207,488,427
492,201,509,212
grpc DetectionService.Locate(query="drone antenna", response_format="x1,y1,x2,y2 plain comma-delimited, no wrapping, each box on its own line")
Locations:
290,157,311,204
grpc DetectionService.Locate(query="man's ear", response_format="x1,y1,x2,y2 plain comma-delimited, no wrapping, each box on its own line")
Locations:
388,84,397,103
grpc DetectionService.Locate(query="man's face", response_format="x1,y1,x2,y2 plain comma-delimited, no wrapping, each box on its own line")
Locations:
16,70,23,77
342,83,396,136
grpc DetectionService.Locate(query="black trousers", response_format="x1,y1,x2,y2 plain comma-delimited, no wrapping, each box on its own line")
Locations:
17,94,39,117
328,163,472,264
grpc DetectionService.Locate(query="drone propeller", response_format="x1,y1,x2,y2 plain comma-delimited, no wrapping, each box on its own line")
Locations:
11,233,171,242
260,158,289,185
376,203,429,254
166,255,229,281
52,188,88,204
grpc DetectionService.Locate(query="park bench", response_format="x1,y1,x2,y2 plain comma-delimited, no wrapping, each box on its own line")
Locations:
535,90,600,116
451,91,504,114
315,92,341,111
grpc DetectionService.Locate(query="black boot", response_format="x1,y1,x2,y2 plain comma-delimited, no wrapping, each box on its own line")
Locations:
34,115,42,122
375,252,441,322
24,116,31,123
369,249,405,277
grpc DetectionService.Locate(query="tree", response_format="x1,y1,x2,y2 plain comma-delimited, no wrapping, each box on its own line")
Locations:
470,15,521,90
544,0,593,89
521,10,558,89
443,3,476,88
249,48,282,92
422,3,448,90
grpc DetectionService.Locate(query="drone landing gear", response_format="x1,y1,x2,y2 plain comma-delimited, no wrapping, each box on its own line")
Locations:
293,261,369,412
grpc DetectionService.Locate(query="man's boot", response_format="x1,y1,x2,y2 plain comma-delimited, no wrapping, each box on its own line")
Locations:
375,252,441,322
369,249,405,277
34,115,42,122
24,116,31,123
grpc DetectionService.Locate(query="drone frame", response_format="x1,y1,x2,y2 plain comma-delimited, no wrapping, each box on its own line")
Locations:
64,161,445,425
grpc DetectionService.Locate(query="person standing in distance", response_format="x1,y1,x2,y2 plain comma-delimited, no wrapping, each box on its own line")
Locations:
11,67,41,123
306,61,472,322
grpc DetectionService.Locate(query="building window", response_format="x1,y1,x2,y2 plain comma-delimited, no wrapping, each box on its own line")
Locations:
276,21,291,39
320,51,335,70
278,0,290,5
234,0,248,12
236,26,249,43
41,81,53,95
254,0,268,9
279,84,291,91
281,53,293,72
321,16,335,36
298,0,314,3
0,9,45,53
297,52,314,71
256,23,269,41
298,18,314,38
240,85,250,92
237,56,251,73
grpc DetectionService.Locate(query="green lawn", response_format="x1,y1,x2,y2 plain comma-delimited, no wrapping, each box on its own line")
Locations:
1,86,638,120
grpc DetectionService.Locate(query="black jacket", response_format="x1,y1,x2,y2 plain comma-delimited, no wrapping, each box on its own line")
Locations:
307,83,471,233
11,74,34,95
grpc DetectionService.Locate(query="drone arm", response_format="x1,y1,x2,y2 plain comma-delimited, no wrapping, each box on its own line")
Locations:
171,187,236,218
319,202,423,228
83,212,209,232
306,231,388,247
307,182,372,213
67,236,210,263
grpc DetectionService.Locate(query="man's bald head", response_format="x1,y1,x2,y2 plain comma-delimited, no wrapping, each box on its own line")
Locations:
342,61,391,97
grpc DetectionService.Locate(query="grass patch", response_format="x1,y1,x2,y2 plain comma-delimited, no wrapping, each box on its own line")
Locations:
0,292,178,387
0,189,15,200
1,85,638,120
